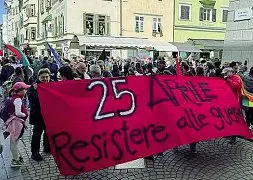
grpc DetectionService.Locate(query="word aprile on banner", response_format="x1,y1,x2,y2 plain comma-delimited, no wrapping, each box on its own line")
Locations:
38,75,252,175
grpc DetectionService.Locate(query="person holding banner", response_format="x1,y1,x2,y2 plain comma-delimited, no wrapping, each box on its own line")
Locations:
28,68,51,161
222,67,243,144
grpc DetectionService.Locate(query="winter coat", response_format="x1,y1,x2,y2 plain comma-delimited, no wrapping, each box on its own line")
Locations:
27,80,44,126
226,74,243,102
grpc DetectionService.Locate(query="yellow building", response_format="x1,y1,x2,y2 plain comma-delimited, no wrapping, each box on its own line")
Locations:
121,0,174,42
119,0,174,58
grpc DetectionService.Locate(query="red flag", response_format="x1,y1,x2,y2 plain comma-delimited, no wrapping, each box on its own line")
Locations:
0,50,3,56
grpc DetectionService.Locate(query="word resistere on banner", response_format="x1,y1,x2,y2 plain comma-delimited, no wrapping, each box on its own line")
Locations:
38,75,253,175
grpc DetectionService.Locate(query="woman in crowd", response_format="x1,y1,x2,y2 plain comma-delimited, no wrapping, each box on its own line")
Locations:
28,68,51,161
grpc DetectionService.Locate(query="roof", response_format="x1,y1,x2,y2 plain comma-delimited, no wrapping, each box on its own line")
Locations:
42,15,52,23
188,39,224,50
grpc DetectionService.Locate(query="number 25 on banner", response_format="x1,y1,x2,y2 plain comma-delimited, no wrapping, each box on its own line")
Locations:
87,79,136,121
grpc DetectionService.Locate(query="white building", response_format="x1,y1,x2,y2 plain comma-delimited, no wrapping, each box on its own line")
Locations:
4,0,177,59
223,0,253,67
2,15,9,44
34,0,120,58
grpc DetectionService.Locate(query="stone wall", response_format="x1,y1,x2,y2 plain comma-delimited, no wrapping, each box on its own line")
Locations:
223,0,253,67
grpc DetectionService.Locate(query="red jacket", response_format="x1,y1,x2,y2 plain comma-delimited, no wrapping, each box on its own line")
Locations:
226,74,242,102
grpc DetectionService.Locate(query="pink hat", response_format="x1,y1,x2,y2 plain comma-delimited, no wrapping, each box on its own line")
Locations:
11,82,30,91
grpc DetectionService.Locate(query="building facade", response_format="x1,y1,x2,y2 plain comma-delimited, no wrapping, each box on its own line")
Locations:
223,0,253,67
4,0,175,58
3,0,231,60
174,0,229,59
2,15,9,45
121,0,174,58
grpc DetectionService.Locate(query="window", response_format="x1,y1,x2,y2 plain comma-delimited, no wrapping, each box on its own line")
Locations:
200,7,216,22
40,0,44,14
31,27,36,40
84,14,110,35
135,16,144,32
25,29,29,40
54,17,58,36
222,9,228,22
98,15,106,35
26,4,36,17
85,14,94,35
45,0,51,9
179,4,191,20
58,14,64,35
153,17,161,33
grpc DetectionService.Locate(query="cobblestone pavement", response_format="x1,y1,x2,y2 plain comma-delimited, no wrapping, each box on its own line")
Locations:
1,123,253,180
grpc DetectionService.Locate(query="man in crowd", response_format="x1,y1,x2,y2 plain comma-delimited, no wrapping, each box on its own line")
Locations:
76,62,90,79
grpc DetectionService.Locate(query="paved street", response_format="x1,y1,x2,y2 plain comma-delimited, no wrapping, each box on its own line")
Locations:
0,122,253,180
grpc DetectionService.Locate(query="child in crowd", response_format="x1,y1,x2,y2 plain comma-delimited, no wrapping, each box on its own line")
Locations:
4,82,30,168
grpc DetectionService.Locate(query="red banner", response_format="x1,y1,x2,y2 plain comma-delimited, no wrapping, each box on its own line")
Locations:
38,75,252,175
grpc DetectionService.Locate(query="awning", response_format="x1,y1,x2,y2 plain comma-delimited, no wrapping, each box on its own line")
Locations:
170,42,201,52
77,35,179,52
199,0,216,8
152,42,178,52
188,39,224,50
42,14,52,23
77,36,154,49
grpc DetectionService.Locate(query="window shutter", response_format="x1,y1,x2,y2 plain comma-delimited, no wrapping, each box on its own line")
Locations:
94,15,99,35
212,9,216,22
199,7,204,21
83,13,86,34
106,16,110,35
135,16,139,32
62,15,64,34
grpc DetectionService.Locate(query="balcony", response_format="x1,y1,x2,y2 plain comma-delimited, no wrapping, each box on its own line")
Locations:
199,0,216,8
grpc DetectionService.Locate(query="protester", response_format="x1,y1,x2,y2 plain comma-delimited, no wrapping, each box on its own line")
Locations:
9,67,25,84
4,82,30,167
156,57,172,75
222,67,243,144
0,58,14,85
76,62,91,79
58,66,75,81
28,68,51,161
90,64,102,79
240,67,253,129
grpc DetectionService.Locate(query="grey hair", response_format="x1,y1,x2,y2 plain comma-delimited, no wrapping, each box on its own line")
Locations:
90,64,101,75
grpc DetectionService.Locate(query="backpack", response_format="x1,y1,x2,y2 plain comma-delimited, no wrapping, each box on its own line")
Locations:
0,98,11,122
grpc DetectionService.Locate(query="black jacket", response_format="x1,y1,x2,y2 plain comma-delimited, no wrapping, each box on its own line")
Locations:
0,64,14,85
27,80,44,125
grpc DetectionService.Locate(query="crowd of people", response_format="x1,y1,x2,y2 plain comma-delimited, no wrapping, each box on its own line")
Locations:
0,54,252,168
